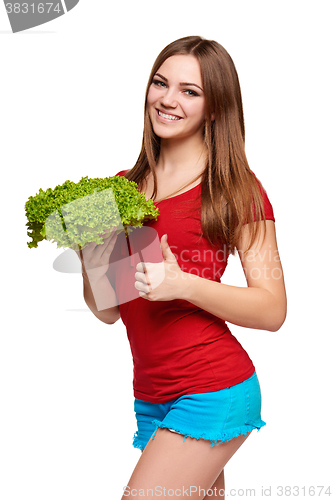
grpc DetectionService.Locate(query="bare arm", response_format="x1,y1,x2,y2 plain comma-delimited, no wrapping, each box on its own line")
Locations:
82,272,120,325
181,220,287,331
77,226,121,325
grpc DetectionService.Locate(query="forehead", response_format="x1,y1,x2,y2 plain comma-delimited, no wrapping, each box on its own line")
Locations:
156,55,202,85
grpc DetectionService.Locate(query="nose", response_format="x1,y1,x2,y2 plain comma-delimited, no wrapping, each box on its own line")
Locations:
160,86,178,108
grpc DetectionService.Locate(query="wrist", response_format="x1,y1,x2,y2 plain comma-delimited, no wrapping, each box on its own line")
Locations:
83,270,106,288
84,264,109,281
178,271,200,301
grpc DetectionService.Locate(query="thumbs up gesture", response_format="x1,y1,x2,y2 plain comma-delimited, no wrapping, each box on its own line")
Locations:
135,234,189,302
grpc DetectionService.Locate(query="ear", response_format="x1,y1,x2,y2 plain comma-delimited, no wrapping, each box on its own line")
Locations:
211,112,215,122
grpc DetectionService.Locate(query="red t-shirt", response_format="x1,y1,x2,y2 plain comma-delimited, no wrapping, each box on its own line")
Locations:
109,169,275,403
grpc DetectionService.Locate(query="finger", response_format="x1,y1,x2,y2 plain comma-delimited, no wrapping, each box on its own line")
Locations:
101,225,117,238
99,229,120,259
103,225,119,245
135,271,151,287
86,228,117,258
134,271,147,284
136,263,152,290
142,263,153,290
97,233,114,257
135,280,150,294
83,239,100,252
74,244,92,260
136,262,149,273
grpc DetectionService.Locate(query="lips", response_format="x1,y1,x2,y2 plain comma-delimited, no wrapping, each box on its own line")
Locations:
156,109,182,121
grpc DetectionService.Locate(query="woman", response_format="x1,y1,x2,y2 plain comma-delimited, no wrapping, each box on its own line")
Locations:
79,36,287,499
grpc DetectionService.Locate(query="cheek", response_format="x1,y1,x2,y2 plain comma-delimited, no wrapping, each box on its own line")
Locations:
147,87,160,106
188,102,206,123
198,103,207,123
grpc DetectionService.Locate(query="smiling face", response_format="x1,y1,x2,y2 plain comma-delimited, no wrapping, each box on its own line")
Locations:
147,54,207,142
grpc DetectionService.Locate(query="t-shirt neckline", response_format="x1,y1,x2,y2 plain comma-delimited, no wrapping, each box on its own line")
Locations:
154,182,202,204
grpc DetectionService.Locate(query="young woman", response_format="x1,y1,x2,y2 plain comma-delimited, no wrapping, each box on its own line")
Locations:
78,36,287,499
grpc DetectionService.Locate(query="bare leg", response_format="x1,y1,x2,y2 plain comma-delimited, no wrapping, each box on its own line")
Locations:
139,447,226,498
122,429,251,499
203,468,225,499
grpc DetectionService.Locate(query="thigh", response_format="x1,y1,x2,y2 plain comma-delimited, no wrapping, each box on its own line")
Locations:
133,398,175,451
203,469,225,500
122,427,252,500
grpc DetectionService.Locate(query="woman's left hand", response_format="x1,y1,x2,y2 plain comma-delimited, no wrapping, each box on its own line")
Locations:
135,234,190,301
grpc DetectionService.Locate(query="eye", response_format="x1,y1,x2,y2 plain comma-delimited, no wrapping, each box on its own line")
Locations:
152,79,166,88
184,89,199,97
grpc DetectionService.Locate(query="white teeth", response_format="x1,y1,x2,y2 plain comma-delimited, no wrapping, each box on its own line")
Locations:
158,110,180,120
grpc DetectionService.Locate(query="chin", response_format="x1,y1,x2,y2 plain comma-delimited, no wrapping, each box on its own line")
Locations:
154,131,185,141
151,124,180,139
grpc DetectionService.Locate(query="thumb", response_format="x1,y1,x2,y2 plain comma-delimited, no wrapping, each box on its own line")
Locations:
160,234,176,261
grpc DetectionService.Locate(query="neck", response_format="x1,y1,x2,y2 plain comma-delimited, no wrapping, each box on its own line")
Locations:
157,134,208,176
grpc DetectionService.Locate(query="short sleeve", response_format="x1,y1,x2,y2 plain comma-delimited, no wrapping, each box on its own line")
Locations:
258,184,275,222
114,169,129,177
245,176,275,224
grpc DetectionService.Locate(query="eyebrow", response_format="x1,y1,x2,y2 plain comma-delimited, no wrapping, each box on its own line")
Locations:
155,73,203,92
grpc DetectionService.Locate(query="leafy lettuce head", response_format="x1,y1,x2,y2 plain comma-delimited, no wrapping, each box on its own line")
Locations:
25,175,159,250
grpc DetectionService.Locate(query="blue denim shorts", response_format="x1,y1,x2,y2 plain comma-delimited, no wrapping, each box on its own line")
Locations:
133,371,266,451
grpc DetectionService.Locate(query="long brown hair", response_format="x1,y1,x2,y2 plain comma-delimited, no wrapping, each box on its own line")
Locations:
124,35,266,255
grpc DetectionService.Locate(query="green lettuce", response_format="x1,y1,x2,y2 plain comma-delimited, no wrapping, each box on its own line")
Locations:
25,175,159,250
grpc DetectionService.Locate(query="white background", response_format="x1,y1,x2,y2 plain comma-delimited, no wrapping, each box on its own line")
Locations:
1,1,332,499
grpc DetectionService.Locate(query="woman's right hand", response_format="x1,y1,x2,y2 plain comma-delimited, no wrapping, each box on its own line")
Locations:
75,224,121,282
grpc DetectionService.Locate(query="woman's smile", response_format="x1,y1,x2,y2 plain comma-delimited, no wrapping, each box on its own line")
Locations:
156,108,183,122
